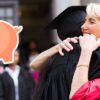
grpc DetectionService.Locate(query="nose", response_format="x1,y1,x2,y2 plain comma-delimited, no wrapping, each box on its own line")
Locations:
81,22,88,33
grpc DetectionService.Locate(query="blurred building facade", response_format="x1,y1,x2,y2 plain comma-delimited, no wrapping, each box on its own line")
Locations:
0,0,19,25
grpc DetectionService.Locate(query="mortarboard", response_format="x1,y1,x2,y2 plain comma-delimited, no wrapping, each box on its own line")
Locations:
48,6,86,40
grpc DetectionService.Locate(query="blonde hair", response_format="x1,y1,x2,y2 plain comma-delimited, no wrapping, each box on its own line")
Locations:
86,3,100,19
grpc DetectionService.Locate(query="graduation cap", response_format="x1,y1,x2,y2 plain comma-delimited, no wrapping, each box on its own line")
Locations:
47,6,86,40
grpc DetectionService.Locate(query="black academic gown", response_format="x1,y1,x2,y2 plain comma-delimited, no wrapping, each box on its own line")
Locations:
34,43,100,100
0,68,35,100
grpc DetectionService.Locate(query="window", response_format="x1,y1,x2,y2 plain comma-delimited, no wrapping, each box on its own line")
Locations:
0,0,19,25
0,7,14,25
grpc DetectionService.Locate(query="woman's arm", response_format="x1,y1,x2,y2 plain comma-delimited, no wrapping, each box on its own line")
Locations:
30,45,59,71
69,50,92,97
30,37,78,71
69,34,100,98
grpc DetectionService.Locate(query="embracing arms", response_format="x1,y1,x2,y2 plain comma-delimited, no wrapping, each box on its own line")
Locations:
30,37,78,71
70,34,100,98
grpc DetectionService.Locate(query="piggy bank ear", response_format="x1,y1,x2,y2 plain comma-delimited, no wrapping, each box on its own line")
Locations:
14,26,23,34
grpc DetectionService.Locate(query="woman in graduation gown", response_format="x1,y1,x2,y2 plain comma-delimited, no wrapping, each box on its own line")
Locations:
31,3,100,100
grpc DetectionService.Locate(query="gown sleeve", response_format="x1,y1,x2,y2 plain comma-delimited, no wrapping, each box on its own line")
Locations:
70,78,100,100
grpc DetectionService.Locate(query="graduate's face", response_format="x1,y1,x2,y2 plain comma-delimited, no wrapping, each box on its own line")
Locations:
81,15,100,38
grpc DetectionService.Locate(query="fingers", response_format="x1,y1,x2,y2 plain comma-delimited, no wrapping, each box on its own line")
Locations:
82,34,96,40
58,41,72,56
63,40,73,50
79,35,83,38
58,45,64,56
91,34,96,38
73,37,79,41
58,43,71,56
58,38,75,56
60,42,70,51
79,36,82,40
79,34,100,51
67,37,78,43
58,37,79,56
83,33,96,38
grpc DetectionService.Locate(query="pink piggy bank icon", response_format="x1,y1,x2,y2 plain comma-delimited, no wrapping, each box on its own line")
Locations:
0,20,23,64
